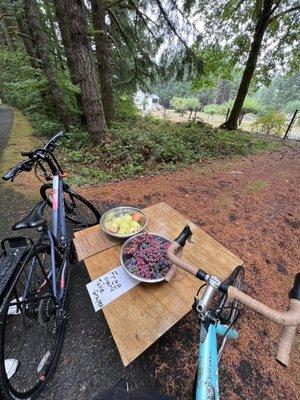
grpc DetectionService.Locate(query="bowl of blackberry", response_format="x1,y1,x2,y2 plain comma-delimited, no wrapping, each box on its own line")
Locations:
121,233,172,283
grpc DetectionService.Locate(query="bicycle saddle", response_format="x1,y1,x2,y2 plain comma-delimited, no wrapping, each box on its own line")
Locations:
12,200,47,230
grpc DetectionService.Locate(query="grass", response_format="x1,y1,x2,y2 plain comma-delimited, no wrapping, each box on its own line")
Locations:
246,180,269,193
59,115,280,186
0,108,40,175
0,107,41,201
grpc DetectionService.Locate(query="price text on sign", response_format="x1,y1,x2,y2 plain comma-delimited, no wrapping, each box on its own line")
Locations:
86,266,139,312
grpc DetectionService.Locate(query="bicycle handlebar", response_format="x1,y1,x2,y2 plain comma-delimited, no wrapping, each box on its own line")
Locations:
167,226,300,367
2,160,33,181
43,131,67,151
2,131,67,181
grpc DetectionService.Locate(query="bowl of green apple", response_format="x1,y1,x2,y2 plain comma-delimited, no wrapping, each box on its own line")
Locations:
100,206,148,239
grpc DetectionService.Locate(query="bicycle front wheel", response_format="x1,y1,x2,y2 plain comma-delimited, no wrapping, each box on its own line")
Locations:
41,184,100,227
213,265,244,359
0,244,67,400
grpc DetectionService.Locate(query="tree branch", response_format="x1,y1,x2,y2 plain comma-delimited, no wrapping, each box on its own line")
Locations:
232,0,246,14
105,0,126,9
154,0,192,54
0,13,12,21
270,5,300,21
128,0,159,43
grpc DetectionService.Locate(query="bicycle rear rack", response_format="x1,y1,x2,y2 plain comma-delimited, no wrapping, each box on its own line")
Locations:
0,236,34,303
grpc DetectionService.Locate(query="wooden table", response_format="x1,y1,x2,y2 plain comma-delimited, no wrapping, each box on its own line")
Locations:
74,202,242,366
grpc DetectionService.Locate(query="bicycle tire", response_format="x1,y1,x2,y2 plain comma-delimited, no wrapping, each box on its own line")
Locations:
40,184,100,227
0,244,68,400
213,265,244,359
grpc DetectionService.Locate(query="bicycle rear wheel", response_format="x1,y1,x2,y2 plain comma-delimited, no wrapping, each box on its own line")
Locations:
0,244,67,400
40,184,100,227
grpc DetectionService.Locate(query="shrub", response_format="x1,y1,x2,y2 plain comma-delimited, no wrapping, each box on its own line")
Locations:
170,97,188,116
203,103,228,115
204,97,263,118
170,97,200,116
59,115,274,185
251,110,286,136
284,100,300,115
115,94,139,121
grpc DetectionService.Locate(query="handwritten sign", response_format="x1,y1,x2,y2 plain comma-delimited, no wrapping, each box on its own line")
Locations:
86,266,139,312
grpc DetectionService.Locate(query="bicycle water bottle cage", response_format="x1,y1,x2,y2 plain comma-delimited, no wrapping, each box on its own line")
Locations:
12,200,47,231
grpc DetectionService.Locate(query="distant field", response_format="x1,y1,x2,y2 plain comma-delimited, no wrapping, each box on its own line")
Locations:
151,109,300,140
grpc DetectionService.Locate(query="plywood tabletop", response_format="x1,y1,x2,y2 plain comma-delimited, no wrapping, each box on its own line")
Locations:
74,202,243,366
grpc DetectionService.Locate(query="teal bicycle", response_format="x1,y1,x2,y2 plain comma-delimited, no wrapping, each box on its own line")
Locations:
166,226,300,399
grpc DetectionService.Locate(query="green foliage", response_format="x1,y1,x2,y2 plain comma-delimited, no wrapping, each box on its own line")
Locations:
251,110,286,136
0,46,79,136
185,97,200,111
115,95,139,121
257,72,300,112
190,1,300,83
240,97,263,115
193,45,235,88
60,115,273,185
283,100,300,115
170,97,188,115
170,96,199,115
203,103,228,115
204,97,263,116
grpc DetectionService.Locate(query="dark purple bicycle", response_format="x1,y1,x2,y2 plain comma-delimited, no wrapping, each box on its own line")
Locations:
0,132,100,400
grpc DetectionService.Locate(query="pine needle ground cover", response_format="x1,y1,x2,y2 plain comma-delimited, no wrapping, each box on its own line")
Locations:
60,116,281,186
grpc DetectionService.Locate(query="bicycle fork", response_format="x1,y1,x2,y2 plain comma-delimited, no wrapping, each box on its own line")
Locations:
196,322,238,400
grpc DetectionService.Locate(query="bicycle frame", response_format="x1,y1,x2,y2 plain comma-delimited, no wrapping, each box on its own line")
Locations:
23,173,68,304
47,173,68,301
195,321,238,399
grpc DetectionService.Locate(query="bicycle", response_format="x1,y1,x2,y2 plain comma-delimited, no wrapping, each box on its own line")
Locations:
0,131,100,400
165,225,300,399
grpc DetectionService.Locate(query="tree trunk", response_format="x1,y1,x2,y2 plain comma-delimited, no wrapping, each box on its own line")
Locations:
9,0,38,68
220,1,273,130
91,0,115,126
16,16,39,68
53,0,84,114
65,0,107,144
43,0,65,70
0,5,14,50
24,0,70,131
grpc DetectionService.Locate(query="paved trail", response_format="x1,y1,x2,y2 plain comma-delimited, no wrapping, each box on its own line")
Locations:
0,105,13,156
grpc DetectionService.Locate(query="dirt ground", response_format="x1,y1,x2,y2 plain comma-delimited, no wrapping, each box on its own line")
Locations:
79,144,300,400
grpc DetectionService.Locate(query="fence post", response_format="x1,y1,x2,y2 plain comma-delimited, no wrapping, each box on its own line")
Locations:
225,108,230,122
284,109,298,140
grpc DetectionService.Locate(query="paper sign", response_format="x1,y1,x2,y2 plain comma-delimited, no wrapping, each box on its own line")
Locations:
86,266,139,312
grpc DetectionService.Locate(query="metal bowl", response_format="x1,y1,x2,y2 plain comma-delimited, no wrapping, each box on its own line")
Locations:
120,232,171,283
100,206,147,239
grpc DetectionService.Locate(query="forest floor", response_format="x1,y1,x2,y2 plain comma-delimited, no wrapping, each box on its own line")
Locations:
0,107,299,399
79,142,300,400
